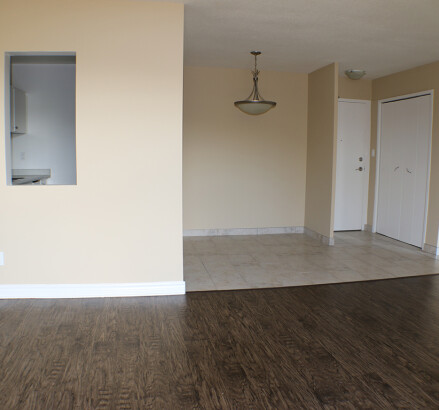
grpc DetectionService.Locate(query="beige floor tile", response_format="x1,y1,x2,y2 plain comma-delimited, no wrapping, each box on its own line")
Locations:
186,278,217,292
278,254,327,271
210,270,250,290
277,272,314,287
329,269,370,282
228,254,257,266
184,231,439,292
184,268,217,292
300,270,342,285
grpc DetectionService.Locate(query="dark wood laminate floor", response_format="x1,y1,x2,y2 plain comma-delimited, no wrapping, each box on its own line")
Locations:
1,275,439,409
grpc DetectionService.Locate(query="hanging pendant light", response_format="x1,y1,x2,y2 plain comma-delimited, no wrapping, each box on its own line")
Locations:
234,51,276,115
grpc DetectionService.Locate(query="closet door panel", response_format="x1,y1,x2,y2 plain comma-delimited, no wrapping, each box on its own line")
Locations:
412,96,430,246
399,98,420,246
377,102,404,239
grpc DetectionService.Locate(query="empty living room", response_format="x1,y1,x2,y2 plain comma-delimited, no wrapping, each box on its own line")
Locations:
1,0,439,408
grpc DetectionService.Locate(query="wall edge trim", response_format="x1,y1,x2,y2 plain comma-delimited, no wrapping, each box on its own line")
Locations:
304,227,334,246
0,281,186,299
183,226,305,237
423,243,439,259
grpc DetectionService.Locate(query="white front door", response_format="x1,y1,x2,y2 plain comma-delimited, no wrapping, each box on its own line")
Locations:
376,94,431,247
334,100,371,231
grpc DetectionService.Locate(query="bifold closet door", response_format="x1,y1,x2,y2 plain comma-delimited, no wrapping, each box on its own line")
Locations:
377,95,431,247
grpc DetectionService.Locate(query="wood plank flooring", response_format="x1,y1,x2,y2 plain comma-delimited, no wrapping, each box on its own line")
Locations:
1,275,439,408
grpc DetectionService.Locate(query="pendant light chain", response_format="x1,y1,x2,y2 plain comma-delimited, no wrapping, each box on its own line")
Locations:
253,52,259,76
234,51,277,115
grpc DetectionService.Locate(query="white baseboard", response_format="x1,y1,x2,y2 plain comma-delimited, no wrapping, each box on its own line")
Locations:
423,243,439,259
183,226,304,237
0,281,186,299
304,227,334,246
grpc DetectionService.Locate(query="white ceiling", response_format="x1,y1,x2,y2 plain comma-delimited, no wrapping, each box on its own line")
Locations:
154,0,439,78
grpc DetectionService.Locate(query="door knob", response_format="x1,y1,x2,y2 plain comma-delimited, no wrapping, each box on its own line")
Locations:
356,167,363,171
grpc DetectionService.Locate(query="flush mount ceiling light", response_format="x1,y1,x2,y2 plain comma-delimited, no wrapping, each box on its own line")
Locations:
345,69,366,80
234,51,277,115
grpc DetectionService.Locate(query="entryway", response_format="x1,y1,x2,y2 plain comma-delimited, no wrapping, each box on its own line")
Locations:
183,232,439,291
334,99,371,231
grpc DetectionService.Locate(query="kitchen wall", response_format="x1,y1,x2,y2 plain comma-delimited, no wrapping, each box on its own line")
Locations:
11,63,76,185
0,0,184,286
370,61,439,249
304,63,339,240
183,66,308,230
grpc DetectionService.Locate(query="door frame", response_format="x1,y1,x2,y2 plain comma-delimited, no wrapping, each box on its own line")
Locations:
336,98,371,231
372,90,434,249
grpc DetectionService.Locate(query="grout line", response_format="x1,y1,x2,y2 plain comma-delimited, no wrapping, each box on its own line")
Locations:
198,257,218,290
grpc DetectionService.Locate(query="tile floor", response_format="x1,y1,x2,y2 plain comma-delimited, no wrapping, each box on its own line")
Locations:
184,231,439,291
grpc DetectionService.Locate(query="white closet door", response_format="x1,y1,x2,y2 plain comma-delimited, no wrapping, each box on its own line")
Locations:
377,101,405,240
399,96,431,246
377,94,431,247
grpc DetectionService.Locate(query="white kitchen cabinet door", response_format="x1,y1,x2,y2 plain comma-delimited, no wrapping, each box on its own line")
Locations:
377,94,431,247
11,86,27,134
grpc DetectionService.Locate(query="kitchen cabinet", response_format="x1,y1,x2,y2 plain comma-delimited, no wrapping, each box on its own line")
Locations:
11,86,27,134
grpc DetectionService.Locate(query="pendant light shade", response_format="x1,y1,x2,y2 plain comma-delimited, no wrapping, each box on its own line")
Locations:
234,51,276,115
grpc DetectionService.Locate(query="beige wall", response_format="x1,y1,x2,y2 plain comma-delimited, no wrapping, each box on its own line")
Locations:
183,66,308,230
0,0,184,284
304,63,339,238
370,61,439,247
339,77,372,100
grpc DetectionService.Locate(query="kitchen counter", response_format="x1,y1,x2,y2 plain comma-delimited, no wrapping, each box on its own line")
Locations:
12,169,51,185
